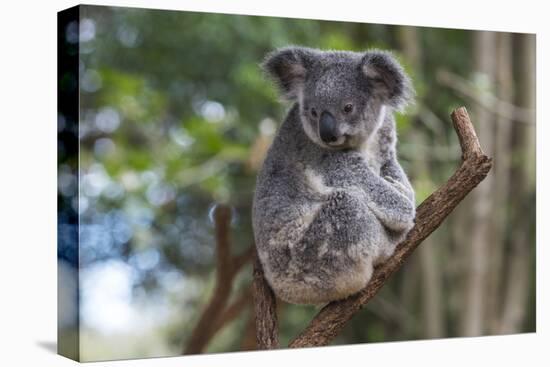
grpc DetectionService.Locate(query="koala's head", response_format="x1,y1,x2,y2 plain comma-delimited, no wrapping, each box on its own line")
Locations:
262,47,413,150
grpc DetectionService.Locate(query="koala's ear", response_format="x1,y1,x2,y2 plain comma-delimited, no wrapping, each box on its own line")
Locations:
262,47,317,101
360,51,414,110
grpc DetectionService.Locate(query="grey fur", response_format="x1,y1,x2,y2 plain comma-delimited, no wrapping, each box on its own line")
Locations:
253,47,415,305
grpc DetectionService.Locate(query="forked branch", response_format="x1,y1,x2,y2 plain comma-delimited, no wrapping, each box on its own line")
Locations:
184,205,254,354
253,106,493,349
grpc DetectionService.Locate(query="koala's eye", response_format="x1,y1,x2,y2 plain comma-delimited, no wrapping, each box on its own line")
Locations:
310,108,318,118
343,104,353,114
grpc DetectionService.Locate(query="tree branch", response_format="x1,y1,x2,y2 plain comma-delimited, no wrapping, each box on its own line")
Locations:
252,107,492,349
211,287,252,333
252,252,279,349
231,245,255,277
436,69,534,125
184,205,254,354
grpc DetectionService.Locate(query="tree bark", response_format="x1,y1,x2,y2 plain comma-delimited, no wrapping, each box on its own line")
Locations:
253,253,279,349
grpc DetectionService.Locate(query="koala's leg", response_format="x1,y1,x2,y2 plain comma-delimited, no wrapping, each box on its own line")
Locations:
254,194,328,304
287,189,382,303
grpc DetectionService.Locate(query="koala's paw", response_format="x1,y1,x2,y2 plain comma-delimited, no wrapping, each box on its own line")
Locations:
384,176,413,201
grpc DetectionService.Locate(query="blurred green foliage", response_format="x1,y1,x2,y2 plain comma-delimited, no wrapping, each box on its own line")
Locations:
68,5,535,362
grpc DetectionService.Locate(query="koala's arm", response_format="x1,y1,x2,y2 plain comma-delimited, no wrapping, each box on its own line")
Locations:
361,164,415,233
361,115,415,232
375,115,415,203
323,149,414,233
380,158,415,204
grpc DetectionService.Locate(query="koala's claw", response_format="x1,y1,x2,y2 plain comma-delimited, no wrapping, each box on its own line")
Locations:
384,176,412,197
383,176,414,205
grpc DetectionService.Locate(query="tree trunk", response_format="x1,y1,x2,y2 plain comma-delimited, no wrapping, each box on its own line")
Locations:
253,254,279,349
499,33,536,334
487,32,514,333
462,30,496,337
420,237,444,338
397,26,422,70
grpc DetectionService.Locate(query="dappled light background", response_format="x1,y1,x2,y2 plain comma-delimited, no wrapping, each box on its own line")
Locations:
57,5,535,362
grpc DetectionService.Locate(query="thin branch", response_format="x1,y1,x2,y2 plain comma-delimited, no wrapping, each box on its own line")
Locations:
285,106,492,348
231,245,255,277
368,294,418,327
400,143,461,162
436,69,534,125
241,307,259,351
177,154,227,188
214,205,233,283
184,205,253,354
211,287,253,333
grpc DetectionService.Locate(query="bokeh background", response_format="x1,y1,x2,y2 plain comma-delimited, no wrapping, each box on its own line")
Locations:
57,5,536,362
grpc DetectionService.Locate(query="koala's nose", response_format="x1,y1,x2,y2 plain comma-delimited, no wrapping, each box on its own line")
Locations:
319,111,340,144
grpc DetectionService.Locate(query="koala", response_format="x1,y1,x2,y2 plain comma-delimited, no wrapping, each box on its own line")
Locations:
252,46,416,305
